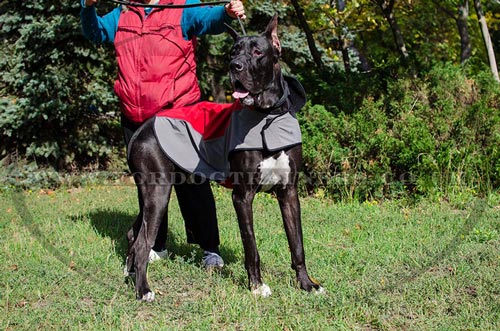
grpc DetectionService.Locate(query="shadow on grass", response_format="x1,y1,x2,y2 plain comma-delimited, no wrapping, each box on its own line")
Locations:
85,209,240,268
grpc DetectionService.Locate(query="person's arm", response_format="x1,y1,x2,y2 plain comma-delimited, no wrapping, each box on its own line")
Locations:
80,0,121,44
182,0,245,39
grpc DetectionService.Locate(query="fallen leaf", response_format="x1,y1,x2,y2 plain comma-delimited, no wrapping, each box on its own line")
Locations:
15,301,28,308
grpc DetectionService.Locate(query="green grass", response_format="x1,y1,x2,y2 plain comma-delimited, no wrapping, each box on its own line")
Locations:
1,184,499,330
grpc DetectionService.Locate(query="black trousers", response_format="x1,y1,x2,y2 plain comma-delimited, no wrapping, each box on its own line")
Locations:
121,114,220,252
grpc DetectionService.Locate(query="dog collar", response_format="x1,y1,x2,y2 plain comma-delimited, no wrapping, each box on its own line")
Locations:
253,76,306,115
251,77,290,115
263,82,290,114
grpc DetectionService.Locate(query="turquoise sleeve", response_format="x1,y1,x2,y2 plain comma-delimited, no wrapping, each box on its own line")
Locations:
181,0,233,40
80,1,121,44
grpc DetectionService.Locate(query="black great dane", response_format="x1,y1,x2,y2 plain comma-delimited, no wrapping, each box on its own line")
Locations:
125,14,323,301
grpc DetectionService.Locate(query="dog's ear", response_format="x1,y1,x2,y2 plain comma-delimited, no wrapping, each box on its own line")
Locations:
263,13,281,55
225,23,240,41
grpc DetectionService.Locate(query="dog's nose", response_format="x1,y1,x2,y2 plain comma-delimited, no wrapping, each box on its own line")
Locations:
230,60,244,72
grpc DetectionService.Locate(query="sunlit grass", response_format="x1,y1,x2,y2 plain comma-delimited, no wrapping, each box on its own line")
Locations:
1,185,499,330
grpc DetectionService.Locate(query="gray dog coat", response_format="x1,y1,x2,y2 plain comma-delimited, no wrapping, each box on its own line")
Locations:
152,76,306,184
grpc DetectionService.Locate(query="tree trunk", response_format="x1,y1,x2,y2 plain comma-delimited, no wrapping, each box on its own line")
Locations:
336,0,346,11
374,0,409,63
334,0,351,73
473,0,499,81
432,0,472,64
457,0,472,63
289,0,324,69
341,43,351,73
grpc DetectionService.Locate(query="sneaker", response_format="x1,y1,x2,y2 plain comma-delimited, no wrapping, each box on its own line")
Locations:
202,251,224,269
149,249,168,262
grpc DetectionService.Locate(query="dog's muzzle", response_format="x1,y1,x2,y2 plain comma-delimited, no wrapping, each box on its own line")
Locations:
230,59,244,73
230,59,255,105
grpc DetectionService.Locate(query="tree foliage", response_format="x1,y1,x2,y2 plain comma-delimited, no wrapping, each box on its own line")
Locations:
0,1,120,169
1,0,499,197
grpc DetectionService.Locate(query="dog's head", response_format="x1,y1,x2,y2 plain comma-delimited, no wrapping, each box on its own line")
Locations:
226,14,283,109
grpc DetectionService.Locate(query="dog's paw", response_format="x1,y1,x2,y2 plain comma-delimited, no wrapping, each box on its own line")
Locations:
251,284,272,298
140,291,155,302
149,249,168,263
313,286,326,295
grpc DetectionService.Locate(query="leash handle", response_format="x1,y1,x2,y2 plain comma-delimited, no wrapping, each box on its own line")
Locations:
237,16,246,36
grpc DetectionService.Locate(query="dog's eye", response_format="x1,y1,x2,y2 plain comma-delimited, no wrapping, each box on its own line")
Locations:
253,49,263,57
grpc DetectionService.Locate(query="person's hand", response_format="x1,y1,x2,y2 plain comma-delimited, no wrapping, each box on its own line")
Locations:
85,0,98,7
225,0,246,20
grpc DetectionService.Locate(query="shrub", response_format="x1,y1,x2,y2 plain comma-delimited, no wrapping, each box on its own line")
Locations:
0,2,121,170
298,64,500,200
299,99,395,201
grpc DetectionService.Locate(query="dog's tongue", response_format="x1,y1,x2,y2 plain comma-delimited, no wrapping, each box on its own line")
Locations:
232,90,249,99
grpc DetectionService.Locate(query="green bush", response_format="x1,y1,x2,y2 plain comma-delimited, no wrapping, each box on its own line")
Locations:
298,64,500,200
0,2,121,170
299,99,395,201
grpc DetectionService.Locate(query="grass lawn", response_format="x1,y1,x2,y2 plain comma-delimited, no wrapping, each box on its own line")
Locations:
0,183,499,330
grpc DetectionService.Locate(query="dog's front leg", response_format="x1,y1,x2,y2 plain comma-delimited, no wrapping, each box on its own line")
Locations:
276,146,323,293
230,151,271,297
276,185,322,293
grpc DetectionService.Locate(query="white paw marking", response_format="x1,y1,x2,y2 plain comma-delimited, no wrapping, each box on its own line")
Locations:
252,284,272,297
149,249,168,262
141,291,155,302
314,286,326,295
258,151,290,191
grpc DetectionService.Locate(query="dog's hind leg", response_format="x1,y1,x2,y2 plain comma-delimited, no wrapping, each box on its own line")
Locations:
125,188,146,277
132,183,172,302
126,119,176,301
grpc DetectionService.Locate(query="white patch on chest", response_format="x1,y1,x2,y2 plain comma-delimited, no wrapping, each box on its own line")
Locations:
258,151,291,191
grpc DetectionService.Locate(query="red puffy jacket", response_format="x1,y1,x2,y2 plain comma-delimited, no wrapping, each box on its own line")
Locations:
114,0,200,124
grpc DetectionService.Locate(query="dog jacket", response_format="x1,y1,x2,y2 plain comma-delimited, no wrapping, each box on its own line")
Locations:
153,76,306,183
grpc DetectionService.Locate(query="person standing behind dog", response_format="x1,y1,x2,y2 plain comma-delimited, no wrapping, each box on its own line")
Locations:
80,0,246,268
